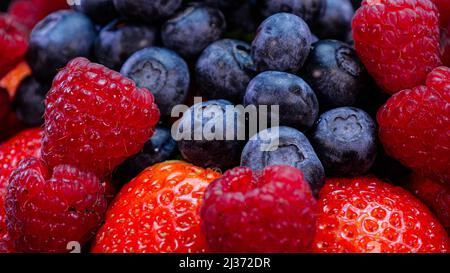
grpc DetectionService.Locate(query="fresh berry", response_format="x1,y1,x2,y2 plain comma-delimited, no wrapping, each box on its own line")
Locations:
377,66,450,183
70,0,118,25
431,0,450,27
113,126,178,185
0,61,31,97
196,39,255,103
13,76,50,126
244,71,319,131
42,57,160,177
6,157,107,253
0,14,28,79
113,0,182,23
312,0,354,41
311,107,377,177
258,0,325,25
301,40,370,109
121,47,190,117
241,126,325,196
92,161,221,253
95,19,157,71
352,0,441,94
201,165,316,253
161,5,226,58
251,13,311,73
176,100,246,170
405,173,450,232
26,10,97,82
313,177,450,253
8,0,69,31
0,88,10,123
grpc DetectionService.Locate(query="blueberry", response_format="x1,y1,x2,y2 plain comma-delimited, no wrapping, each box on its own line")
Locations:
310,107,377,177
312,0,354,41
196,39,254,103
176,99,246,170
0,88,10,123
301,40,369,109
113,0,182,23
13,76,50,126
121,47,190,117
95,19,158,70
241,126,325,196
251,13,311,73
71,0,118,25
244,71,319,131
113,126,178,185
26,11,97,82
259,0,325,25
162,5,226,58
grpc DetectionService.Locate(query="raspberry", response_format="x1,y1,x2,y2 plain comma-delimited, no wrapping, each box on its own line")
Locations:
201,165,317,253
313,177,450,253
0,14,28,79
92,161,220,253
5,157,107,253
377,66,450,183
42,57,160,177
352,0,441,94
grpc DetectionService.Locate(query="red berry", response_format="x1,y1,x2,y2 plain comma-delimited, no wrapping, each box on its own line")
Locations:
377,66,450,184
313,177,450,253
42,57,160,177
431,0,450,27
405,173,450,233
5,157,107,253
0,14,28,79
201,165,317,253
352,0,441,94
92,161,220,253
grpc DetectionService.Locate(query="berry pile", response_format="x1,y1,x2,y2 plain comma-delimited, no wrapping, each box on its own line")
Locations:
0,0,448,253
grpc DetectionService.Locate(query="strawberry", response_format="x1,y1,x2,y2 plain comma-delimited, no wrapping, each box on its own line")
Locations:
313,177,450,253
92,161,221,253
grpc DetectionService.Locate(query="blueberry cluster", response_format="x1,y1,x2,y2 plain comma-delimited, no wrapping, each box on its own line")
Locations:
22,0,377,193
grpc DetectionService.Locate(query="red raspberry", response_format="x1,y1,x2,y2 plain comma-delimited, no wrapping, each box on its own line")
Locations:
0,14,28,79
42,57,160,177
431,0,450,27
313,177,450,253
352,0,441,94
201,165,316,253
405,173,450,233
377,66,450,183
92,161,220,253
5,157,107,253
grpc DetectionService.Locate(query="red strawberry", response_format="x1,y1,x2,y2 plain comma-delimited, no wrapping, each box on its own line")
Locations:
201,165,317,253
313,177,450,253
42,57,160,177
405,173,450,233
352,0,441,94
5,157,107,253
92,161,220,253
377,66,450,184
0,14,28,79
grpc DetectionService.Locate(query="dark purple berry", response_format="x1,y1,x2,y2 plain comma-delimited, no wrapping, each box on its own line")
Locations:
13,76,50,126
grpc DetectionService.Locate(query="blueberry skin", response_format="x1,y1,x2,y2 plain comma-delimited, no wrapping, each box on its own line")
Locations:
176,100,246,170
162,5,226,58
121,47,190,117
13,76,50,126
241,126,325,196
312,0,354,41
71,0,118,24
301,40,369,109
259,0,325,25
26,11,97,82
251,13,312,73
113,126,178,185
95,19,157,70
244,71,319,131
196,39,254,103
310,107,377,177
113,0,182,23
